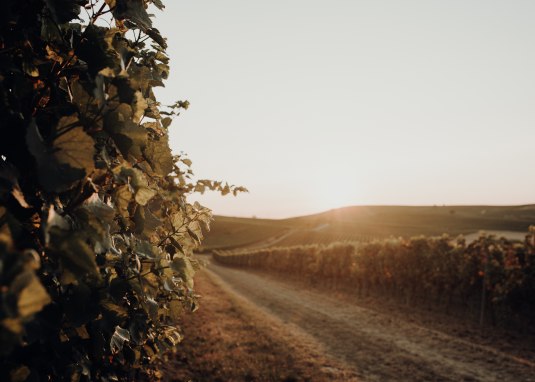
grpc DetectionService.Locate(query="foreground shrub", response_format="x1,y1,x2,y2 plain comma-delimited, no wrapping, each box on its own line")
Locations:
0,1,244,380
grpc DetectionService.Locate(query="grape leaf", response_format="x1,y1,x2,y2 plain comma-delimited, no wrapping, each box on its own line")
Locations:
105,105,148,160
143,135,173,176
114,185,133,220
113,0,152,30
49,228,100,280
146,28,167,49
44,0,84,24
171,256,195,289
26,117,95,192
110,325,130,353
135,187,156,206
10,271,51,318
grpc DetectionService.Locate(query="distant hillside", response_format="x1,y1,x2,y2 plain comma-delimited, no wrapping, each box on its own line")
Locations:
201,205,535,251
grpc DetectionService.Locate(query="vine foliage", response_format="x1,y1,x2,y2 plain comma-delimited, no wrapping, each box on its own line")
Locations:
0,0,244,380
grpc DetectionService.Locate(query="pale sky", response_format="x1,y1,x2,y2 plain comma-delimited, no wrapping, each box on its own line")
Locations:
155,0,535,218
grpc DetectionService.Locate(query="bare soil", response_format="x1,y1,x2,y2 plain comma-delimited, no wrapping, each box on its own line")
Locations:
165,258,535,382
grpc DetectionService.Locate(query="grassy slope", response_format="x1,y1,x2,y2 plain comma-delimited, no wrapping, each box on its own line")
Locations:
202,205,535,250
200,215,291,250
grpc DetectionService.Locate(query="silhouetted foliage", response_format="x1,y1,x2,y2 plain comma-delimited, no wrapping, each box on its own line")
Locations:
0,1,245,380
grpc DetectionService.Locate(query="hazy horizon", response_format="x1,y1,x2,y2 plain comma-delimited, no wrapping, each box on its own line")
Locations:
212,202,535,220
156,1,535,218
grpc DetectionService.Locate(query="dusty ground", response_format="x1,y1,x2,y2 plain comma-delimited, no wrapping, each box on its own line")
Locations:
165,258,535,381
163,268,358,382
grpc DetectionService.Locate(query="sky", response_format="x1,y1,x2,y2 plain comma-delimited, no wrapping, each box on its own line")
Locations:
155,0,535,219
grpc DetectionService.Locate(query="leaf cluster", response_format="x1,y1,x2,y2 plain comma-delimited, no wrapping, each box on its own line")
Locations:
0,1,245,380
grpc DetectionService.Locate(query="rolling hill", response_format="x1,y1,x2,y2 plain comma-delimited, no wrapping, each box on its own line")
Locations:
200,205,535,251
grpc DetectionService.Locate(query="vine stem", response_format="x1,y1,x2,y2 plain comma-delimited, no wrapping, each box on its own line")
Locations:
91,3,107,24
126,266,171,282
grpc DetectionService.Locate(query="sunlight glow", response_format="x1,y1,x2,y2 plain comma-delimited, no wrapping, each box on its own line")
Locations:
156,0,535,218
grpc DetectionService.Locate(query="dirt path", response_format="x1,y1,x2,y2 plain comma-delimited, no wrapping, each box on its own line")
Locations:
164,267,359,381
204,259,535,382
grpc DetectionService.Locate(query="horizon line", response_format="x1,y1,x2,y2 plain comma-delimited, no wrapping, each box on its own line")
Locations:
212,203,535,221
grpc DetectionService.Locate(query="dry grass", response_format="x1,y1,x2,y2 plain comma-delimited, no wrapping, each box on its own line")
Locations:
162,270,357,382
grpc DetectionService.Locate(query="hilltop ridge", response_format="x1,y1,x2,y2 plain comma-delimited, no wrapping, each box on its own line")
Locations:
201,204,535,250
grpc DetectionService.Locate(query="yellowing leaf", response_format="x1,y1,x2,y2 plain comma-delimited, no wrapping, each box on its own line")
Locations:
10,271,51,318
23,61,39,77
99,67,116,77
171,212,185,231
143,134,173,176
54,115,95,172
46,45,64,63
10,365,31,382
187,221,203,244
135,187,156,206
114,185,133,218
132,91,148,124
18,276,51,317
12,186,30,208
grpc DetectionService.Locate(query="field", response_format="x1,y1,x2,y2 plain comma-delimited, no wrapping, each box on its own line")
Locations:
201,205,535,250
175,205,535,381
167,256,535,381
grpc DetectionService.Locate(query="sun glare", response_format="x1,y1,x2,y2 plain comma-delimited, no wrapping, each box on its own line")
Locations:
315,178,363,212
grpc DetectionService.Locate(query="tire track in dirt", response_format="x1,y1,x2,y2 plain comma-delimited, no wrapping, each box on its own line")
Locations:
206,260,535,382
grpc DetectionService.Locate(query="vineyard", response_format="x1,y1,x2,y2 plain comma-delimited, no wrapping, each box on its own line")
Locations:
271,230,380,247
213,231,535,329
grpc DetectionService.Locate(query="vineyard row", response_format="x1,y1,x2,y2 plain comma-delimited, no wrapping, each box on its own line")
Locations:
213,232,535,329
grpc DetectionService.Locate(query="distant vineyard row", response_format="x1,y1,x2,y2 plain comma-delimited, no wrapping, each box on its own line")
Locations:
213,231,535,329
274,231,381,247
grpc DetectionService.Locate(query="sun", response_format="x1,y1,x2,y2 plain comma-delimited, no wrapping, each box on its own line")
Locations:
315,178,363,211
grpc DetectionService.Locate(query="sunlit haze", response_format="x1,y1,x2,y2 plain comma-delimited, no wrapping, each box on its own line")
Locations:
155,0,535,218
